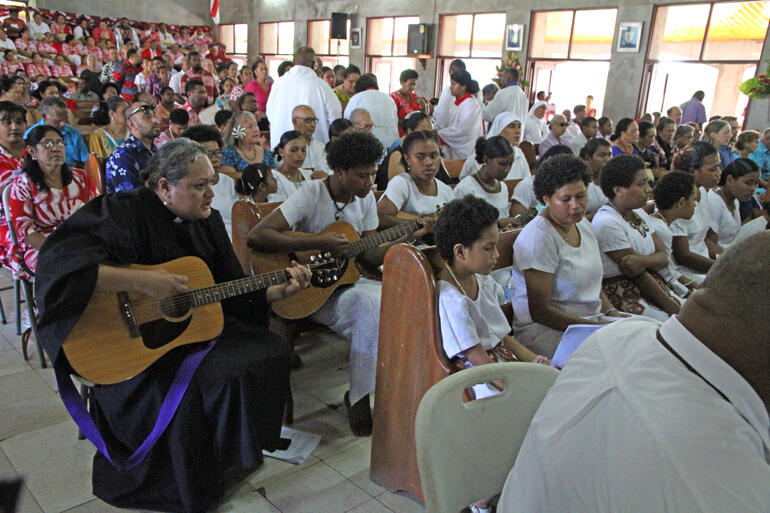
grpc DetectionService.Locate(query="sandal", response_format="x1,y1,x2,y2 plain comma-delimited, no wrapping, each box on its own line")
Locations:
344,391,373,436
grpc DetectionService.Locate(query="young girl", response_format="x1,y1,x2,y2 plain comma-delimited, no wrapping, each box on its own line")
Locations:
707,158,766,247
436,196,549,396
269,130,312,202
235,163,278,205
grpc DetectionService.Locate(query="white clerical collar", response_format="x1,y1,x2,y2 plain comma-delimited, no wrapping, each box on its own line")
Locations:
660,316,770,456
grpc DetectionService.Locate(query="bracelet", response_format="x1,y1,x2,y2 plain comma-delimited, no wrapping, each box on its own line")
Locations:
603,308,619,315
533,355,548,364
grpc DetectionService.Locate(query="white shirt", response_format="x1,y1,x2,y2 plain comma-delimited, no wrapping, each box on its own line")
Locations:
499,316,770,513
459,147,530,181
380,173,453,216
280,178,378,235
28,20,50,39
511,175,537,209
303,138,330,173
159,31,175,46
343,90,399,149
708,189,741,246
568,132,588,155
481,84,528,123
563,120,582,144
592,205,656,278
452,175,510,220
642,210,682,287
267,168,314,203
586,182,607,214
436,95,483,160
73,26,87,41
671,186,711,274
0,37,15,53
522,116,548,144
266,65,342,149
134,72,146,90
512,216,603,327
433,85,455,130
169,70,184,95
212,173,238,240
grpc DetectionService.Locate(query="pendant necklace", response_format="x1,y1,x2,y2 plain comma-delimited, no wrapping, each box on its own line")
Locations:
325,178,351,221
474,171,498,193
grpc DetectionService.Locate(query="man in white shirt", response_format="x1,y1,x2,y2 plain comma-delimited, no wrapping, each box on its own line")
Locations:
343,73,399,149
169,55,189,95
27,12,50,41
266,46,341,149
481,68,528,123
0,28,16,56
499,232,770,513
292,104,330,173
568,116,598,155
563,104,586,143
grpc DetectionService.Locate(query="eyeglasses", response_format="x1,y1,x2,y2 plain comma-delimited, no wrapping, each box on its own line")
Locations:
294,116,318,124
556,122,568,127
206,149,222,159
38,139,65,149
126,104,155,120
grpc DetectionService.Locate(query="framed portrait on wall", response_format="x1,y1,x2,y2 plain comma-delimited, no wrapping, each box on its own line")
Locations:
506,24,524,52
350,28,362,49
617,22,643,53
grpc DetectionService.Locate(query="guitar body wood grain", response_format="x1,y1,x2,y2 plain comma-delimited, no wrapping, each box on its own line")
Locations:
250,220,362,320
62,256,224,384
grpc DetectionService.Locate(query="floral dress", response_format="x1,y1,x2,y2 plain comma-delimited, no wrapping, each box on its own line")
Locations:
221,145,276,171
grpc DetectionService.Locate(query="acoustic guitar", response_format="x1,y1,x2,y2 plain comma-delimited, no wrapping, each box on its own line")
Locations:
251,212,439,320
62,255,338,385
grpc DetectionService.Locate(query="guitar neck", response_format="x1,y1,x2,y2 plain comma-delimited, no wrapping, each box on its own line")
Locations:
338,219,420,259
187,269,289,307
515,206,539,226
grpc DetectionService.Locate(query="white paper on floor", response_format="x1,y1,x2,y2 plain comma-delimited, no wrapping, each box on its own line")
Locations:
262,426,321,465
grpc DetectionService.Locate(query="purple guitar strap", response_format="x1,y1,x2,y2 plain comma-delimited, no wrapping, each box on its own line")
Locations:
54,338,216,471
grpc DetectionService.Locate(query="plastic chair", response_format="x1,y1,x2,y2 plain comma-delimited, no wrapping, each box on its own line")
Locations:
2,185,46,367
415,362,558,513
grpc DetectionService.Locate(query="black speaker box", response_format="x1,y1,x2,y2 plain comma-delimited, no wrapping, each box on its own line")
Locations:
407,23,430,55
331,13,348,39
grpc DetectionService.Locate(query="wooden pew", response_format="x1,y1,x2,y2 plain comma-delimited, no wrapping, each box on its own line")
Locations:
370,228,522,502
231,200,280,274
504,178,522,200
519,141,536,166
85,153,105,194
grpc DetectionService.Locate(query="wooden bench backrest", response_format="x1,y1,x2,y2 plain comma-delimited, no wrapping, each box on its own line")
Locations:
504,178,522,200
231,200,282,274
519,141,536,166
85,153,104,194
494,228,522,271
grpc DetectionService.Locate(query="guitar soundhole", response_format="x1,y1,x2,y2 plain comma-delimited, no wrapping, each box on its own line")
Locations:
311,258,348,288
159,295,193,319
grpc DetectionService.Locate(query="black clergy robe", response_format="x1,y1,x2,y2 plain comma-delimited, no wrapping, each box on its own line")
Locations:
35,187,291,513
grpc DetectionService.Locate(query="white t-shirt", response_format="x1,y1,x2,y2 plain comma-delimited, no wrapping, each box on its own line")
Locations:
459,147,531,181
453,175,510,220
0,37,16,53
438,274,509,359
169,71,184,95
587,182,608,214
28,20,50,39
642,210,681,286
512,216,603,327
212,173,239,240
707,189,741,247
380,172,453,216
303,138,330,173
280,178,378,235
268,168,314,203
511,175,537,209
592,205,656,278
670,186,711,260
499,316,770,513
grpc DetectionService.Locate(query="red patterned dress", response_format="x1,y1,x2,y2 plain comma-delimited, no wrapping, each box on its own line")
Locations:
3,168,97,278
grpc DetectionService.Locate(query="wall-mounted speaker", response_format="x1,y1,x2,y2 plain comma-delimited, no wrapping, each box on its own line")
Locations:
331,13,348,39
407,23,430,55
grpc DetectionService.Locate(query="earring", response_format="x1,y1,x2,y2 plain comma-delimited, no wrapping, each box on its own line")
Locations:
163,201,168,206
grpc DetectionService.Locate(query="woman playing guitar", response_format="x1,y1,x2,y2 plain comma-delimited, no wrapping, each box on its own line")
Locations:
249,131,429,436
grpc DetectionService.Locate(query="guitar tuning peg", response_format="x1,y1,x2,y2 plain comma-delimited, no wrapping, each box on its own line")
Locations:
309,255,316,263
324,252,331,258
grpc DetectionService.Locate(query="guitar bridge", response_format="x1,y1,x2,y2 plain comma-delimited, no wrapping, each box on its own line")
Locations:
117,291,141,338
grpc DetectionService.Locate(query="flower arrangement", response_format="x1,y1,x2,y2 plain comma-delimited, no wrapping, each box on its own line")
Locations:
740,61,770,99
493,50,530,88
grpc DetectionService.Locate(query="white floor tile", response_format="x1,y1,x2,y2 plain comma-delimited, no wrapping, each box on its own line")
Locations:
60,498,151,512
375,490,426,513
0,448,44,513
324,440,384,497
1,420,96,513
346,497,393,513
246,453,320,490
0,370,69,440
291,408,368,460
0,346,31,378
209,490,281,513
261,461,371,513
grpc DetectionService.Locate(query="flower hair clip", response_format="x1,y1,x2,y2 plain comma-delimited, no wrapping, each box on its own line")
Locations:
232,125,246,139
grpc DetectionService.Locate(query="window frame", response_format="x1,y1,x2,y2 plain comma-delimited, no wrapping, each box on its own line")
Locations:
527,7,618,62
218,23,248,60
259,20,294,56
307,18,351,68
365,15,421,57
437,11,507,59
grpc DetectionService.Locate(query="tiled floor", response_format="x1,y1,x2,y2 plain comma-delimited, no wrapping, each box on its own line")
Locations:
0,271,426,513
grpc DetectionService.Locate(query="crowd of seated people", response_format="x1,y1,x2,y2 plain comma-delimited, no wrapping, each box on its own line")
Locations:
0,23,763,511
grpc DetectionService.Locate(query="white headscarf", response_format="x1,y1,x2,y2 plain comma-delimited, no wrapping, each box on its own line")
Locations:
522,101,548,144
488,112,521,140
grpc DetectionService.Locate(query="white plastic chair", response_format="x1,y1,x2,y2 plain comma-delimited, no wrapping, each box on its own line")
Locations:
415,362,558,513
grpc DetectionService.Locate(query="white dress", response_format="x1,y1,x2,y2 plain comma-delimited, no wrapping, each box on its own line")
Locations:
452,175,510,220
512,216,603,357
481,85,528,123
267,168,314,203
439,275,510,398
641,210,688,297
511,175,537,209
670,186,711,282
266,65,342,148
436,95,483,160
379,173,453,216
592,205,676,321
707,188,767,247
522,116,547,144
459,147,530,181
212,173,239,240
343,90,400,149
279,179,382,405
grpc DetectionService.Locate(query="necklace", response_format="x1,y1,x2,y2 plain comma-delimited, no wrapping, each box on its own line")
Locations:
609,201,649,237
445,263,473,298
238,143,258,162
544,212,574,243
325,177,352,221
473,171,498,193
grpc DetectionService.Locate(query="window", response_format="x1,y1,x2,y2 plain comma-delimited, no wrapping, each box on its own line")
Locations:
366,16,419,93
219,23,248,58
308,19,351,68
437,13,506,92
644,2,770,122
526,8,617,117
260,21,295,78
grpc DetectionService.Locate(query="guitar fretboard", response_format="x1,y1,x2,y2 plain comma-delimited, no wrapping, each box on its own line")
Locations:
338,219,420,259
185,270,290,307
515,207,539,226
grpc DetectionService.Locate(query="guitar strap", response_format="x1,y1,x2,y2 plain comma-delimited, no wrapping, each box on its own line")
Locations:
54,338,217,471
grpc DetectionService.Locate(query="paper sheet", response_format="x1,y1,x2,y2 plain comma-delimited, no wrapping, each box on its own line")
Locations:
735,217,767,243
262,427,321,465
551,324,604,370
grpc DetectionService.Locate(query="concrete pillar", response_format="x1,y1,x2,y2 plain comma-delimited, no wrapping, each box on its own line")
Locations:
744,31,770,130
